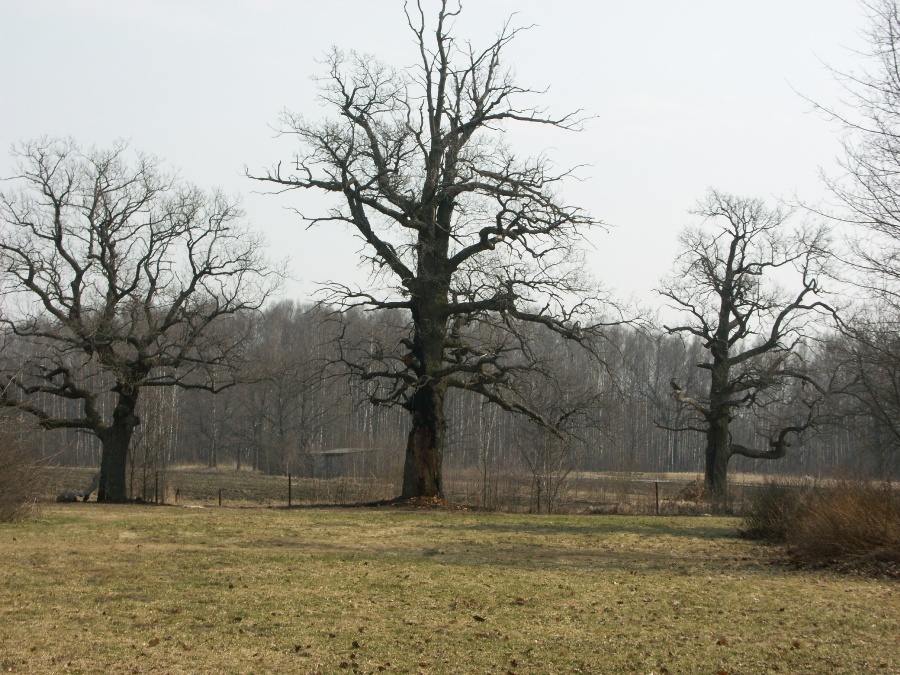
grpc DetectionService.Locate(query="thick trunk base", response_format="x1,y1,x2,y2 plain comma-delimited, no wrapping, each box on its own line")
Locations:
400,401,445,500
98,429,131,502
704,449,731,513
705,417,732,514
97,393,140,503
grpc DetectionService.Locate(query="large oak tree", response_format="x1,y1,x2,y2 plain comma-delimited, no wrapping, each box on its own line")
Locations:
252,1,616,499
660,190,833,508
0,139,277,501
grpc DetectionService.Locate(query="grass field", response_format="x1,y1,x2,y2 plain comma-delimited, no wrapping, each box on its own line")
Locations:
1,504,898,674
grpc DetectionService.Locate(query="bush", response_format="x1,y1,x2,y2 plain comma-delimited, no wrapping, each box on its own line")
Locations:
0,420,45,522
740,479,812,541
743,478,900,574
789,481,900,567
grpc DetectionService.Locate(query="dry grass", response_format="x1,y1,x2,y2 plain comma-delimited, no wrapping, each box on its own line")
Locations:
1,504,898,674
790,481,900,568
741,479,900,576
739,479,811,542
0,426,45,522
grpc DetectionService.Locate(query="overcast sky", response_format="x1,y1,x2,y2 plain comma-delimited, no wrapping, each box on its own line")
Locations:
0,0,871,308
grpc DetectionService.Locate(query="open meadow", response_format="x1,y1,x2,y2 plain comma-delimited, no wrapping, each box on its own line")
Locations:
0,504,897,674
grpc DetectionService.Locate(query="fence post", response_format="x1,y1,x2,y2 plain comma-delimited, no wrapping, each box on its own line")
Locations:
288,472,292,508
655,481,660,515
175,488,180,505
218,488,223,507
154,471,159,505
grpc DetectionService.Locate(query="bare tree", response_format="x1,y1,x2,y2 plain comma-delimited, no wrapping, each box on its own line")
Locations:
659,190,834,508
243,302,340,475
0,139,278,501
815,0,900,473
251,1,618,499
823,321,900,474
820,0,900,301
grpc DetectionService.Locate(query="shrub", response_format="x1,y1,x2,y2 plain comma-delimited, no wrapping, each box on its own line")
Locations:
740,478,812,541
789,481,900,567
0,420,45,522
743,477,900,574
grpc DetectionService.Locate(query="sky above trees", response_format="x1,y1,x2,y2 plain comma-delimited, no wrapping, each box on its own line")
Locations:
0,0,869,307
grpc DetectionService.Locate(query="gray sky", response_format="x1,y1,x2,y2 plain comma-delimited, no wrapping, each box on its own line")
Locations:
0,0,869,307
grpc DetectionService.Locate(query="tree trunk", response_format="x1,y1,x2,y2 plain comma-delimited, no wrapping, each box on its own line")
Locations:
400,247,450,499
703,346,734,513
97,389,141,502
253,423,260,471
207,388,219,469
401,382,446,499
704,412,732,512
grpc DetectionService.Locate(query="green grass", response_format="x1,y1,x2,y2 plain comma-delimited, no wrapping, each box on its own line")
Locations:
1,505,898,674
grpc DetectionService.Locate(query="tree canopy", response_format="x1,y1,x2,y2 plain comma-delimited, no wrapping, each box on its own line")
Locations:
252,0,619,498
0,138,278,500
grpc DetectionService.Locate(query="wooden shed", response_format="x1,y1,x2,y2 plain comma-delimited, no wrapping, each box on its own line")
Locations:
309,447,374,479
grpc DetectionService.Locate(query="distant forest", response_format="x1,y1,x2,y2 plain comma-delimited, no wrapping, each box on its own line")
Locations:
13,300,892,487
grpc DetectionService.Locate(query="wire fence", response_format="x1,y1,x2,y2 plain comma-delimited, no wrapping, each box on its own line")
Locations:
44,465,775,515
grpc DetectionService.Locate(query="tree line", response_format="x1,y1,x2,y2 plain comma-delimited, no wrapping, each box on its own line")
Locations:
6,300,892,504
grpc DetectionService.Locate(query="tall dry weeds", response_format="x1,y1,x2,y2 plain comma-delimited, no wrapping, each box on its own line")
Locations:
743,478,900,573
789,481,900,565
740,479,813,541
0,419,45,522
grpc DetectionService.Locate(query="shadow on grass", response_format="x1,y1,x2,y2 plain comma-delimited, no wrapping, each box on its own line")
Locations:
230,511,760,575
231,534,767,576
416,517,740,541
